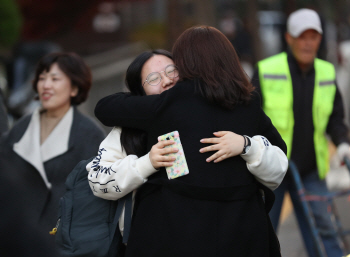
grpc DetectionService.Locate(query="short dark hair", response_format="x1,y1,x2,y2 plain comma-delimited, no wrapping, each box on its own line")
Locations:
125,49,173,96
172,26,254,110
32,52,92,105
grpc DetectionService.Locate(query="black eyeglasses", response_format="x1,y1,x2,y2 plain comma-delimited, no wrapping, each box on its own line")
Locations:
142,64,179,87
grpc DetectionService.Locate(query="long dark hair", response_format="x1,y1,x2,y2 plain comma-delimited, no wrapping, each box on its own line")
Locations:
121,49,173,157
172,26,254,110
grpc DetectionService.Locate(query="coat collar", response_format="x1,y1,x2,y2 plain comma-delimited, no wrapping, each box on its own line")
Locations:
13,107,74,189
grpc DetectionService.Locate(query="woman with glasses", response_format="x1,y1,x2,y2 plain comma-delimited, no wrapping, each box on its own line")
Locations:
90,41,287,256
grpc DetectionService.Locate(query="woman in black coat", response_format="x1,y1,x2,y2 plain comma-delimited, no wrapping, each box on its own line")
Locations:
94,26,286,257
0,52,105,255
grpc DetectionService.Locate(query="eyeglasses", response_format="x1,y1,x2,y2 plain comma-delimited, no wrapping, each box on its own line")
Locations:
142,64,179,87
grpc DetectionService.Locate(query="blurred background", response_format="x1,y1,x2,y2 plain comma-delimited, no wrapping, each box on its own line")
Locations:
1,1,350,256
3,0,350,130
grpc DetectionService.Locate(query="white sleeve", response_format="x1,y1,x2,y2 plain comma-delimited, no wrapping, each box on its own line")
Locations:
86,127,158,200
240,135,288,191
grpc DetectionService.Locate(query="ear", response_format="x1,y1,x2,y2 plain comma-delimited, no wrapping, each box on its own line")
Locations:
285,32,293,46
71,86,79,97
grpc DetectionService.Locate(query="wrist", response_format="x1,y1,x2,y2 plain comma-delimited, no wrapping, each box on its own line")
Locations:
136,153,158,178
241,135,251,155
240,137,259,162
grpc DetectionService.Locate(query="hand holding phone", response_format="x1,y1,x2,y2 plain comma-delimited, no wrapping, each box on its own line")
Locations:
158,131,189,179
149,140,178,169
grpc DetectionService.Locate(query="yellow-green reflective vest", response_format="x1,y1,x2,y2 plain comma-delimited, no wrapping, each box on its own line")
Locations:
258,52,336,179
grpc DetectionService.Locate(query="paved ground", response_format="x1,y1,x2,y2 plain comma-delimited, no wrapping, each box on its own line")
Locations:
279,208,308,257
278,196,350,257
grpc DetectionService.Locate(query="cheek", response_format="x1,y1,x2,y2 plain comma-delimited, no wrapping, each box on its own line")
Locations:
144,86,161,95
154,85,164,94
56,85,73,101
295,41,305,51
312,40,321,51
295,44,307,57
36,82,43,93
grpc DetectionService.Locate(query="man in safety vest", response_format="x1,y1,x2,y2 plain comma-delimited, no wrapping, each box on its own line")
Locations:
251,8,350,257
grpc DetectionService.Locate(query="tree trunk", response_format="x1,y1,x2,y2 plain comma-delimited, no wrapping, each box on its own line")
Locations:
166,0,183,51
246,0,261,63
192,0,216,26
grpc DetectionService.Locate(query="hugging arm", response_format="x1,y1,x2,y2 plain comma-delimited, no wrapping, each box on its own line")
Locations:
241,135,288,191
199,91,288,191
86,127,178,201
200,131,288,191
86,127,157,200
94,92,163,129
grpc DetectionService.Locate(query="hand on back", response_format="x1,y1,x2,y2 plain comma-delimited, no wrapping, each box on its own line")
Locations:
200,131,245,163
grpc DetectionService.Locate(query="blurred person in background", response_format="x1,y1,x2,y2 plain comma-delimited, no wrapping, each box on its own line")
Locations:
251,8,350,257
0,52,105,255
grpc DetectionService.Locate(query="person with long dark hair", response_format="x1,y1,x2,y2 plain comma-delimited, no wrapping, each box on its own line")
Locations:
92,30,288,255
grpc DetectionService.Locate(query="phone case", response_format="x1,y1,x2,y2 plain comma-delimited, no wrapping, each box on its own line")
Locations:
158,131,189,179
